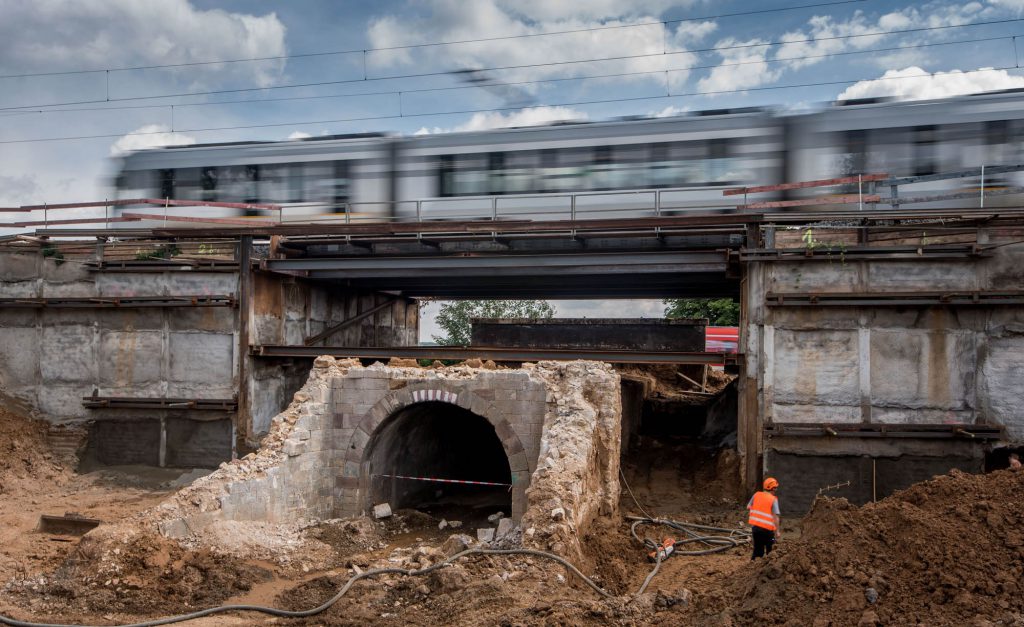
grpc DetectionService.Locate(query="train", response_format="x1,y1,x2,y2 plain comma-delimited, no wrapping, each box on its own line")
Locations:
113,89,1024,223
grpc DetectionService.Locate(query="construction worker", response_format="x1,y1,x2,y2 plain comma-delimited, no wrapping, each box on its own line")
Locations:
747,477,781,560
1010,452,1021,471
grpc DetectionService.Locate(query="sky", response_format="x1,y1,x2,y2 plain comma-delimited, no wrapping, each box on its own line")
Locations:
3,0,1024,338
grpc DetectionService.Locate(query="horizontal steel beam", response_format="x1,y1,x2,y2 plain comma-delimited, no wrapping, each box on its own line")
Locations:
263,250,728,275
82,396,237,411
766,291,1024,307
740,244,984,261
252,344,740,365
766,423,1002,440
0,295,236,308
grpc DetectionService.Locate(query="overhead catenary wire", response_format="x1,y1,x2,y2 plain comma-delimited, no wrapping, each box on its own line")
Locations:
3,15,1023,112
0,0,872,80
7,32,1015,117
3,64,1022,146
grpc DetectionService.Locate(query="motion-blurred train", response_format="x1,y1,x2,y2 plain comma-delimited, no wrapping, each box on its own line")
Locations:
113,90,1024,223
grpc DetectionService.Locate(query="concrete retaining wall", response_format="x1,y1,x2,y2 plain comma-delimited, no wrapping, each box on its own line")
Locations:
744,228,1024,507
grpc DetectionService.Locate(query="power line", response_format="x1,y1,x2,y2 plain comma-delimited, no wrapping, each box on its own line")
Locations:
2,15,1021,112
5,33,1014,117
0,0,870,79
2,65,1020,146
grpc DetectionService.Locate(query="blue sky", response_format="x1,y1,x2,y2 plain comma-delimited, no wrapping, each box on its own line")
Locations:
3,0,1024,334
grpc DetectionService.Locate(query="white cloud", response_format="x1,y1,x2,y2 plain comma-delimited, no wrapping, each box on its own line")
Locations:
109,124,196,156
0,0,287,88
287,131,312,140
651,105,689,117
367,0,712,92
414,105,588,134
837,66,1024,101
697,38,781,94
493,0,698,22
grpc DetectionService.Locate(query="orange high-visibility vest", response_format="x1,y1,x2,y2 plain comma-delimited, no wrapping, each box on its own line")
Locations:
748,491,778,530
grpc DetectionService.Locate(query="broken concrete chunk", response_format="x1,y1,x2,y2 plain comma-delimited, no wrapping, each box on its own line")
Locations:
283,440,307,457
525,527,536,538
477,528,495,542
373,503,393,519
441,534,474,557
496,517,514,538
463,358,483,368
438,519,448,530
550,507,565,521
487,511,505,523
448,520,462,528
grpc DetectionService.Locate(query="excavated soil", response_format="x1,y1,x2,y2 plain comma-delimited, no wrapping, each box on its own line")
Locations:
711,468,1024,627
5,404,1024,626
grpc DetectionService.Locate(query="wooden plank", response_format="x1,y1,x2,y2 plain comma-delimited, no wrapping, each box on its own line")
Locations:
9,217,141,227
742,194,881,209
724,173,888,196
16,198,281,211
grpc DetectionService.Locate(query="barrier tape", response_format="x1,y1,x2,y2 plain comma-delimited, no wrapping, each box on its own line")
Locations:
376,473,512,488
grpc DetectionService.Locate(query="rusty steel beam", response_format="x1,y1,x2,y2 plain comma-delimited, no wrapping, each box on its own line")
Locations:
766,291,1024,307
82,396,237,411
741,194,882,209
740,244,984,261
14,198,281,211
122,212,277,226
304,298,398,346
253,344,740,365
0,295,236,308
724,173,888,196
765,423,1002,440
8,216,141,228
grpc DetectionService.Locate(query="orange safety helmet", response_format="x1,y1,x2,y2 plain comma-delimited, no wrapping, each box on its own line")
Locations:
763,477,779,490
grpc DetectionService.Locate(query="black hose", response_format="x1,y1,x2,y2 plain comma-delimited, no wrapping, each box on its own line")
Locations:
629,517,750,557
0,548,609,627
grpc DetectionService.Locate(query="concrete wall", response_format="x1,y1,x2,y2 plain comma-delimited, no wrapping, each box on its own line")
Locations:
742,227,1024,507
0,252,239,424
246,272,418,438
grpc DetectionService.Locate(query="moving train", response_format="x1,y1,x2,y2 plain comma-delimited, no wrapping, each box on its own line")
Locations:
113,90,1024,223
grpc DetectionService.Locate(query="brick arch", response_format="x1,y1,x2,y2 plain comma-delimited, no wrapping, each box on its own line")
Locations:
335,381,531,521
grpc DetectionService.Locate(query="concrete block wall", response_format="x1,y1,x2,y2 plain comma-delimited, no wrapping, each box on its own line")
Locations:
743,228,1024,503
0,252,239,425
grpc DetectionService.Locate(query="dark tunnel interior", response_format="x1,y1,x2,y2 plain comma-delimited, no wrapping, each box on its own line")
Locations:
365,401,512,523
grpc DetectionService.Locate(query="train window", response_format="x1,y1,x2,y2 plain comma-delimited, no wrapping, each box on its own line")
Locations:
706,138,731,183
159,169,175,200
438,155,454,197
332,160,349,211
649,143,674,188
201,167,218,201
842,129,868,175
503,151,537,194
984,120,1010,165
913,125,938,176
174,168,202,201
452,154,489,195
488,152,506,195
540,149,559,192
303,162,335,206
591,146,614,190
258,164,289,203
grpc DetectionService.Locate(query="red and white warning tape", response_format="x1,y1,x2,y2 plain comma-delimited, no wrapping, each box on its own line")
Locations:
376,473,512,488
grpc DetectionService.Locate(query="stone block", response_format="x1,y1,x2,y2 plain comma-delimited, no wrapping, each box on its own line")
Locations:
477,528,495,542
158,519,190,539
373,502,392,519
97,330,164,386
496,517,514,539
40,325,95,383
0,326,39,387
284,440,307,456
168,332,233,384
169,307,236,333
40,280,97,298
0,252,39,281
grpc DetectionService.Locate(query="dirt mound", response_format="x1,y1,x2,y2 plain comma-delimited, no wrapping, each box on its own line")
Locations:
0,405,69,496
3,525,272,621
615,364,734,402
713,468,1024,626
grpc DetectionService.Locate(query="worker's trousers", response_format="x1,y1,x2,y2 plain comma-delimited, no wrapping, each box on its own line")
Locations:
750,526,775,560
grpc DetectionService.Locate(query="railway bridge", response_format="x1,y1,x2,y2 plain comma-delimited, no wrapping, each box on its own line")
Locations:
2,175,1023,513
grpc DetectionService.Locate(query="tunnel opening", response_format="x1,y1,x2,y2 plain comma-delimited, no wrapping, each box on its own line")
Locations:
364,401,512,526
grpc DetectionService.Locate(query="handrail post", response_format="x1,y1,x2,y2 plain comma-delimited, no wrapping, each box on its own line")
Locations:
655,190,661,217
345,203,350,224
416,200,422,222
570,193,576,221
492,196,497,221
858,174,863,211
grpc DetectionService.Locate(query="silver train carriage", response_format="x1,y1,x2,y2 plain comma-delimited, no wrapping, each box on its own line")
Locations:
112,109,784,224
112,90,1024,223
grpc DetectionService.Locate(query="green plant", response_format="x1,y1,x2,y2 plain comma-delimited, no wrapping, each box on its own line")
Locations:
663,298,740,325
135,243,182,261
430,300,556,346
41,245,65,266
